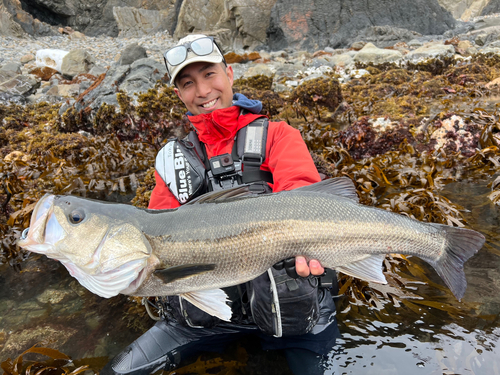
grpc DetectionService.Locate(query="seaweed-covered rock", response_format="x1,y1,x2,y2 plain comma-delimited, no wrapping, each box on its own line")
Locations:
291,77,343,110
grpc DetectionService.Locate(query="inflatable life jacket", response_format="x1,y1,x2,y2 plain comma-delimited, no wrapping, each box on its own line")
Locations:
155,117,273,203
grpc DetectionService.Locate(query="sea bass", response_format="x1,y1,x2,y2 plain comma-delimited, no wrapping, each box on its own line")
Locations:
17,177,485,320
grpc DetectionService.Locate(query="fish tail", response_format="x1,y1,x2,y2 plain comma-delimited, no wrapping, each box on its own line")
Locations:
429,224,485,301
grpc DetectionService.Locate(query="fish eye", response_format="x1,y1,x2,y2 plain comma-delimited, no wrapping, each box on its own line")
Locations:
69,209,85,224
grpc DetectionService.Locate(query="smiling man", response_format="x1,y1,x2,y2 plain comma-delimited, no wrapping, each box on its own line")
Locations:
102,34,340,375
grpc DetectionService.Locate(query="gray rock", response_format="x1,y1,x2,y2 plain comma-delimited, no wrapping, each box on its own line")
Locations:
408,39,423,47
0,62,22,74
482,0,500,16
268,0,456,51
0,71,40,97
242,63,275,78
120,58,167,95
75,64,131,113
479,46,500,55
88,65,108,76
113,6,169,37
119,43,148,66
351,25,422,48
353,42,403,64
351,41,366,50
61,49,96,79
174,0,275,51
0,10,27,37
327,53,354,67
405,43,456,62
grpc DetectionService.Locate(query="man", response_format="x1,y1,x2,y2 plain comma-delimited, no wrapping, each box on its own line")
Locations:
102,34,339,375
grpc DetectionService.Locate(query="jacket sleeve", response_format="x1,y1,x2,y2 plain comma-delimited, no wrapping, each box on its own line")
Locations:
263,121,321,192
148,171,181,209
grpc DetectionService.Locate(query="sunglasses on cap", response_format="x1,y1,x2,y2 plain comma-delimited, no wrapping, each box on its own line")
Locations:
163,36,226,75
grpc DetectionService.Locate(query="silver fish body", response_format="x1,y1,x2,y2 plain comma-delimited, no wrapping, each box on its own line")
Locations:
18,178,485,310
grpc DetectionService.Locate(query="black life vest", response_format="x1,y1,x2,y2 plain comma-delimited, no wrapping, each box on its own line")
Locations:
155,117,273,204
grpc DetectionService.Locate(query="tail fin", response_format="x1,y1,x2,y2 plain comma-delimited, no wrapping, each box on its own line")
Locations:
429,224,485,301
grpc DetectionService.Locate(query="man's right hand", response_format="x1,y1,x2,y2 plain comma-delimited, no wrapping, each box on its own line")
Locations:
273,257,325,278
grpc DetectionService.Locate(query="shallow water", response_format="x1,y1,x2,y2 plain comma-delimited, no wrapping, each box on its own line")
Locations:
0,178,498,374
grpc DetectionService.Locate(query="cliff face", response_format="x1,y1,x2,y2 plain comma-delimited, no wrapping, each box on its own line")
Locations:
6,0,500,50
268,0,456,50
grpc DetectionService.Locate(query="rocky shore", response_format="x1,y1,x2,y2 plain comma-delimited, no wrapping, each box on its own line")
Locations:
2,13,500,111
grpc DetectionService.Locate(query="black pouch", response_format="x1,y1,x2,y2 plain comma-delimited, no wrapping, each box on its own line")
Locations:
247,268,320,337
166,295,221,328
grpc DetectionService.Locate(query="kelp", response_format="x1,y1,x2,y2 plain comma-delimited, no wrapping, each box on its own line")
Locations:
1,343,88,375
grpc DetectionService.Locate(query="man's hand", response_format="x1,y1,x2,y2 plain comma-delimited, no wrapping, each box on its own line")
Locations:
295,256,324,277
273,257,325,278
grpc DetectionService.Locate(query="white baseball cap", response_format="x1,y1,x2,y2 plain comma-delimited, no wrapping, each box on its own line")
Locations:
164,34,225,85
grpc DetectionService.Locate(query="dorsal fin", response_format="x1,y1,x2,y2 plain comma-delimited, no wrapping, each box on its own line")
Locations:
185,185,257,205
294,177,359,202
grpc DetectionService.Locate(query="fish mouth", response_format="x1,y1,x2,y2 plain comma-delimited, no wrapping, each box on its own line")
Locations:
17,195,66,257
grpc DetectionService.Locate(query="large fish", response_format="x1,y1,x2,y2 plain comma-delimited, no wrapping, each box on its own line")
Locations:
17,177,484,320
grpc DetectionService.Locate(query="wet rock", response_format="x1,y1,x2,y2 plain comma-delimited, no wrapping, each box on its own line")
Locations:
61,49,96,79
406,42,455,62
354,42,403,64
0,325,78,359
119,43,148,66
113,6,169,37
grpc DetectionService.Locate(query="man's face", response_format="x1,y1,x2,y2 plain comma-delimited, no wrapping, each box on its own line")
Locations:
174,62,234,116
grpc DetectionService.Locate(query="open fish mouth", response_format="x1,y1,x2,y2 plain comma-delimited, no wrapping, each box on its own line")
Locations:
17,195,67,258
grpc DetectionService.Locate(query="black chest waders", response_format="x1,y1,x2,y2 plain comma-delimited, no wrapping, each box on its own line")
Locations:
153,117,337,336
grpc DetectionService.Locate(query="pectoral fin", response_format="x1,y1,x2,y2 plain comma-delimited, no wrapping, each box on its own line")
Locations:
336,254,387,284
180,289,232,321
153,264,216,283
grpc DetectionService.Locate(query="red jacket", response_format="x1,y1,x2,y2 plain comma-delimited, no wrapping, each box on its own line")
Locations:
149,105,320,209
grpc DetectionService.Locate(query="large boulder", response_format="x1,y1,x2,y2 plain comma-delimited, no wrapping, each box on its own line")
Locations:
267,0,456,51
3,0,176,37
0,10,26,37
113,6,170,37
2,0,58,36
481,0,500,15
119,43,148,66
174,0,277,50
